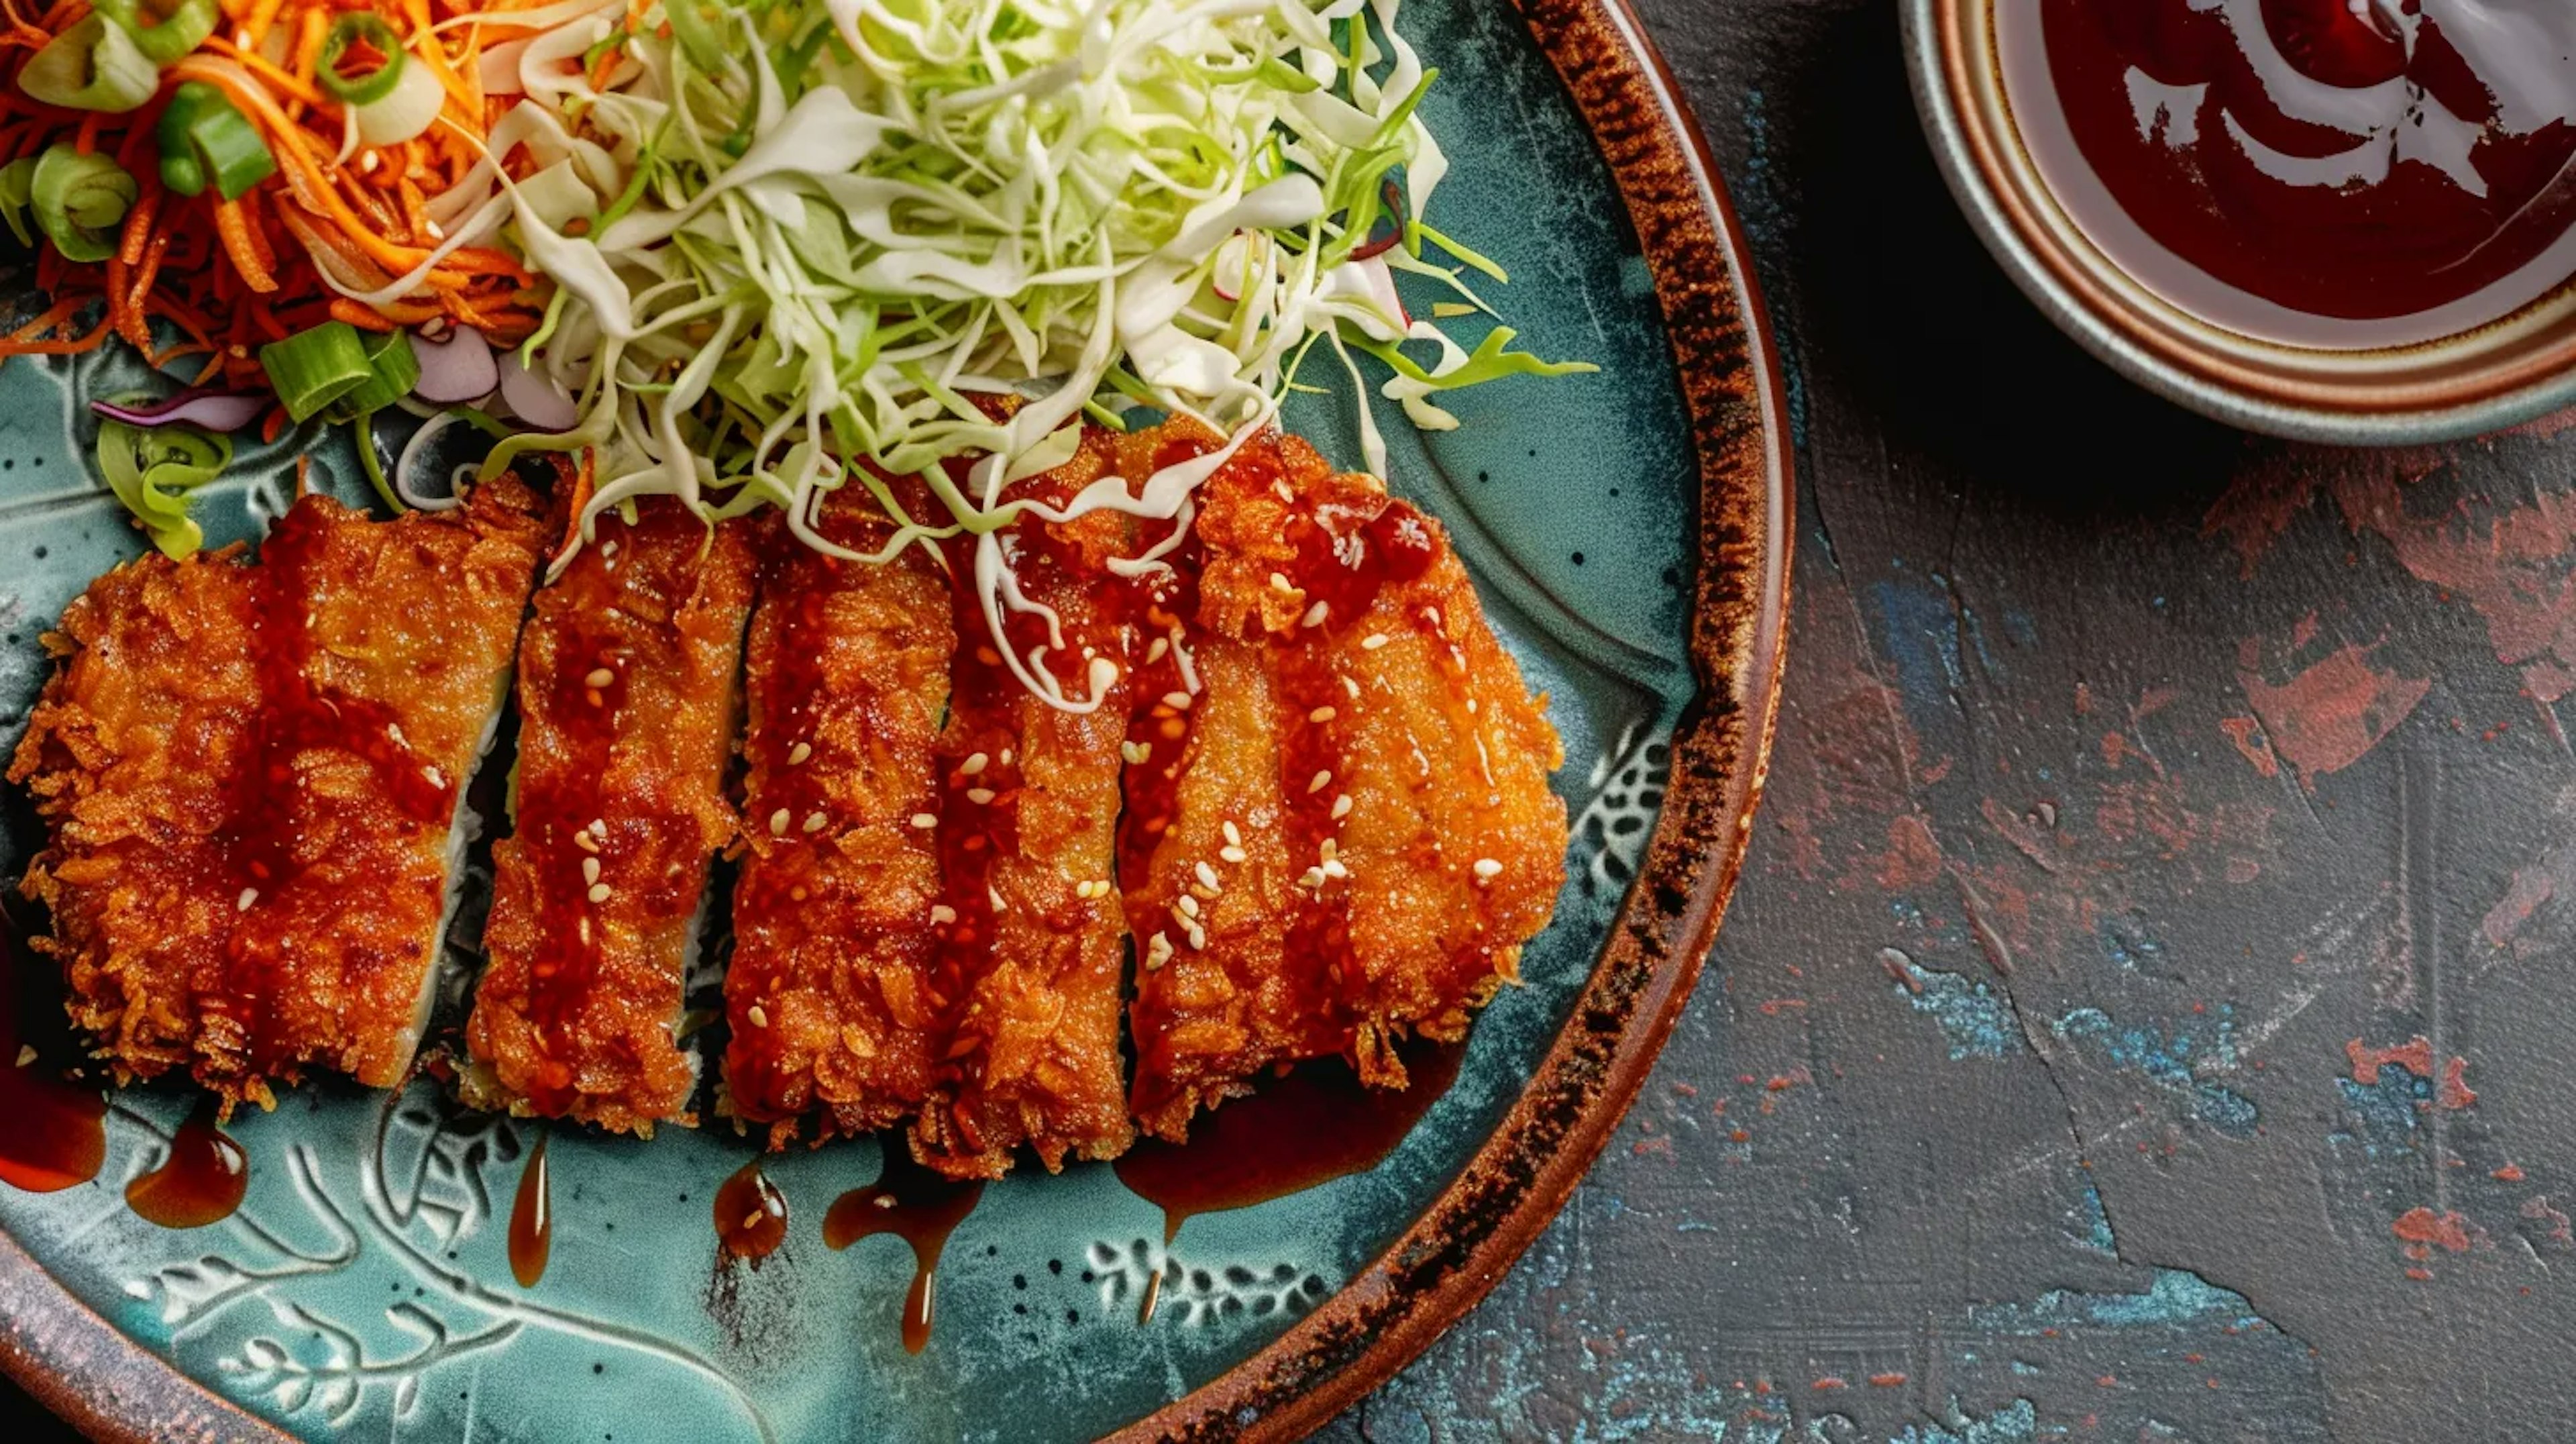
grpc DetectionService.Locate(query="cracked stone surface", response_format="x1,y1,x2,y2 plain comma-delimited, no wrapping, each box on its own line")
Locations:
1315,1,2576,1439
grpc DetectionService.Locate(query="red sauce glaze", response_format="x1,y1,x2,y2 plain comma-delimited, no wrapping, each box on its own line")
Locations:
714,1158,790,1265
925,533,1026,1089
508,1133,551,1287
1114,1039,1464,1245
1112,428,1214,900
512,601,631,1092
822,1145,985,1354
216,505,455,1067
0,935,105,1195
2025,0,2576,330
124,1098,248,1229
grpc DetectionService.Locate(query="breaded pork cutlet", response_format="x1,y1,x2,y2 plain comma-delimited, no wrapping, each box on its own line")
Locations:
465,501,757,1135
13,482,550,1108
723,497,954,1147
1125,423,1566,1137
912,429,1137,1178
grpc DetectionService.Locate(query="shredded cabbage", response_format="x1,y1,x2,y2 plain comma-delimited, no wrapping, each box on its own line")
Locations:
445,0,1588,708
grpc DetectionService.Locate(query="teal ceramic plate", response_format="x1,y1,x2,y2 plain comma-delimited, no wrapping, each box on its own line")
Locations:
0,0,1790,1438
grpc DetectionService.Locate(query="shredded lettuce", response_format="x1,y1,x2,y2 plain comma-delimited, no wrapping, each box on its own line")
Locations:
441,0,1581,708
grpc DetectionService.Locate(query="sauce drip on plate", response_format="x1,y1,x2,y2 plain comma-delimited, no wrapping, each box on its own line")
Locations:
124,1098,248,1229
714,1159,790,1265
509,1133,551,1287
0,938,104,1196
823,1148,984,1355
1114,1041,1465,1245
2008,0,2576,343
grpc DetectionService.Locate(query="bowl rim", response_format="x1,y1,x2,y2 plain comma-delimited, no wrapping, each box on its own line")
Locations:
1900,0,2576,445
0,0,1797,1437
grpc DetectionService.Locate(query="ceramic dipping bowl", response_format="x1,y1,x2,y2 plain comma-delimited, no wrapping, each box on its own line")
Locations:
1902,0,2576,444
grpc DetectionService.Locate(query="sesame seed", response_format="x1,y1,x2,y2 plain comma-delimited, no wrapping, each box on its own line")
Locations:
582,857,601,886
574,829,598,853
967,787,996,805
1332,794,1353,820
1187,925,1206,950
988,884,1007,911
1193,861,1221,889
1145,636,1170,664
961,752,989,776
360,150,380,174
1222,821,1242,846
1341,675,1360,700
911,813,938,829
1121,740,1150,764
747,1004,769,1029
1321,858,1349,880
1318,837,1338,862
1466,697,1479,715
590,819,608,837
1362,633,1390,651
1189,882,1220,901
769,808,791,836
1269,571,1294,592
11,1045,31,1068
579,917,592,944
1000,748,1014,766
788,741,812,766
422,765,445,789
236,887,257,911
1473,858,1503,879
1175,895,1200,919
1144,931,1173,970
1301,601,1328,628
1299,866,1326,888
803,812,828,833
930,905,958,925
1273,480,1295,503
1162,690,1193,711
1220,845,1248,864
584,667,615,689
1308,705,1336,723
423,218,445,240
1308,770,1332,794
588,882,612,902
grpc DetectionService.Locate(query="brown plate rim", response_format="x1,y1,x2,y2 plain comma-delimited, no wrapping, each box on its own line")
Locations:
1114,0,1796,1436
0,0,1794,1436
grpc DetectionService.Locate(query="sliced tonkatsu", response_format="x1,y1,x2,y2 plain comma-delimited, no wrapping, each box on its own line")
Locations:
464,501,757,1135
1124,423,1566,1137
912,429,1138,1178
13,482,550,1109
722,498,955,1147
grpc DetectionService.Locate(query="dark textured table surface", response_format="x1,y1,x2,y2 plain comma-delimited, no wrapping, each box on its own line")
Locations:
9,2,2567,1441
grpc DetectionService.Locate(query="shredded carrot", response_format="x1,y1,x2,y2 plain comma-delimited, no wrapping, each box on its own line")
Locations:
214,199,279,293
327,297,400,332
115,183,160,267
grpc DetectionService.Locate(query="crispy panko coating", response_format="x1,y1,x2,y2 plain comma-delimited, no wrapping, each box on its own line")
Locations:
723,500,954,1147
1126,424,1566,1139
465,501,757,1135
13,483,549,1108
914,427,1136,1178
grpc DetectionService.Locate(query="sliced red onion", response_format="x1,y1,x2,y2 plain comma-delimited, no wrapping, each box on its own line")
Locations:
496,347,580,431
1211,231,1252,303
411,327,499,406
90,389,268,433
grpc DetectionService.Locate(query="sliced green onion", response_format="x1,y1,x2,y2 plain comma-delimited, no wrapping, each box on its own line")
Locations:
96,413,230,560
329,328,423,419
258,321,376,422
317,13,405,107
663,0,735,74
19,14,160,113
30,146,136,264
91,0,216,65
155,82,275,200
0,158,37,248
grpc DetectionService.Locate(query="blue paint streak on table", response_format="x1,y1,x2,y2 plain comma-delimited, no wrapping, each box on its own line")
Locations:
1327,2,2569,1441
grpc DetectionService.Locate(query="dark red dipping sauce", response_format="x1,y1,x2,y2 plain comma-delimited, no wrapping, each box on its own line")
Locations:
2002,0,2576,344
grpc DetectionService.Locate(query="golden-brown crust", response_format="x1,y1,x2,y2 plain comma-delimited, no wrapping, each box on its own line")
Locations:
723,503,953,1147
13,482,549,1109
914,428,1136,1178
466,501,756,1136
1125,423,1568,1138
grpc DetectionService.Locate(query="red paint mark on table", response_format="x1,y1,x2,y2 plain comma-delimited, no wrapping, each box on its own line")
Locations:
2522,1196,2573,1249
2239,642,2430,784
1869,1372,1909,1388
2496,1164,2527,1182
2218,716,2279,778
2347,1037,2477,1109
2392,1207,2475,1254
1874,815,1944,890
